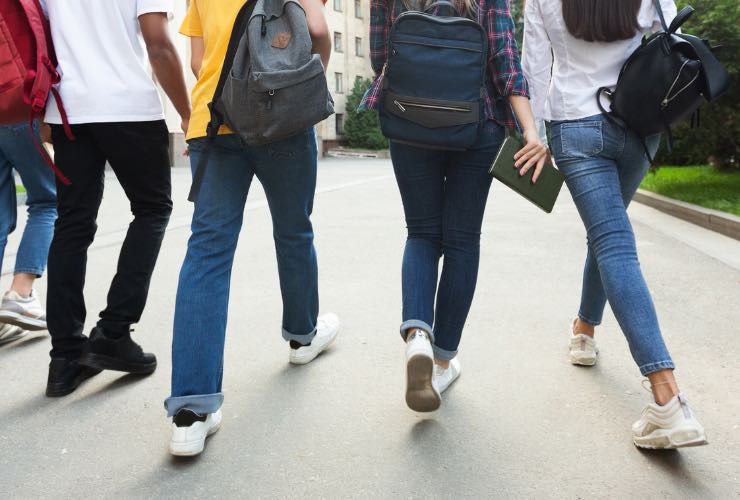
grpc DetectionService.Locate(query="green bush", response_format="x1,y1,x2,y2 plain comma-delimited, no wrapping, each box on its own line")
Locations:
654,0,739,170
344,77,388,150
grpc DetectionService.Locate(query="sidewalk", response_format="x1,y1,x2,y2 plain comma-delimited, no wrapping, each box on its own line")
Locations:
1,158,739,498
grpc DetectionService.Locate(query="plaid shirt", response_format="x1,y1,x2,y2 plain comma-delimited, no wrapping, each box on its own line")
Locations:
359,0,529,130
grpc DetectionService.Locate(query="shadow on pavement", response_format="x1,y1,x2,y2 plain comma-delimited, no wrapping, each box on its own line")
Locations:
636,448,714,497
76,372,152,402
0,333,46,351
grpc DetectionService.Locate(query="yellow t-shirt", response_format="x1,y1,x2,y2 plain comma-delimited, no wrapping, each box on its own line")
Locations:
180,0,247,140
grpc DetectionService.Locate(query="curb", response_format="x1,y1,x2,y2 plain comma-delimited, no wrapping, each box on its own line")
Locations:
326,149,390,159
633,189,740,241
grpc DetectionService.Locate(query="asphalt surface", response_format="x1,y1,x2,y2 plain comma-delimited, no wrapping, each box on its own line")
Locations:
2,158,739,499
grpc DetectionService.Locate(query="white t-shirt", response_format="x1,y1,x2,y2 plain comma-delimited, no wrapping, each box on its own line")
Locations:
44,0,174,124
522,0,677,127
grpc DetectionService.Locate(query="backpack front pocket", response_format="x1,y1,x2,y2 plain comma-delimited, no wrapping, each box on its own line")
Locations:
383,92,479,128
242,55,331,145
379,91,481,149
219,54,333,146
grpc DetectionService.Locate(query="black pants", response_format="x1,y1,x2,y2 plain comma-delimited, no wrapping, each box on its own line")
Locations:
48,121,172,360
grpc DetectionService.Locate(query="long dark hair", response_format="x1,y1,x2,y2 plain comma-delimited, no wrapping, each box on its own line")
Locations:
562,0,642,43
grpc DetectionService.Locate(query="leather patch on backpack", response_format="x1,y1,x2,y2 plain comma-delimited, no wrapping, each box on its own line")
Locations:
272,32,292,49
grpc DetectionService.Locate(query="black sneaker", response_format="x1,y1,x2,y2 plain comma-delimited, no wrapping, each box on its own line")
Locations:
78,327,157,375
46,358,102,397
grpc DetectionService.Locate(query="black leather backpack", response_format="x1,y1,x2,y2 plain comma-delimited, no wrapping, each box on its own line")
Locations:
597,0,730,162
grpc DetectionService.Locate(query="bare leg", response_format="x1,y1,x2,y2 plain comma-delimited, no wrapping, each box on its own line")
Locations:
647,369,680,405
10,272,35,297
574,318,595,338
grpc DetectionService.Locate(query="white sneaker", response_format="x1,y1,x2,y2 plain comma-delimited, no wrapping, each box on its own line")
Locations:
405,329,440,412
433,358,461,394
289,313,340,365
0,322,28,345
632,393,708,449
0,289,47,331
569,320,598,366
169,409,222,457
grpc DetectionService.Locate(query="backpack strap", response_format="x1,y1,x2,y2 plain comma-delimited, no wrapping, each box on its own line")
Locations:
652,0,670,33
422,1,461,16
188,0,257,203
596,86,659,165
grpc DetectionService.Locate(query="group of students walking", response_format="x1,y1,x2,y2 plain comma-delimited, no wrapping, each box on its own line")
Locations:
0,0,707,457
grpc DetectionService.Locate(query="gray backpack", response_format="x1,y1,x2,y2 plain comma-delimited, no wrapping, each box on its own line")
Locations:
188,0,334,201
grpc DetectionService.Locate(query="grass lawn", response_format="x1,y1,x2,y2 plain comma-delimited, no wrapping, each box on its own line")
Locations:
16,184,26,194
640,166,740,217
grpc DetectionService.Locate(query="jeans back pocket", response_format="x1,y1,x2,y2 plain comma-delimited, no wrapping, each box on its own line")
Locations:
556,121,604,160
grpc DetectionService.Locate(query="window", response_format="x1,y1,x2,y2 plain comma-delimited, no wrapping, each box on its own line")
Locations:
355,37,363,57
355,75,364,87
354,0,362,18
334,0,342,11
335,72,343,93
334,32,343,53
336,114,345,135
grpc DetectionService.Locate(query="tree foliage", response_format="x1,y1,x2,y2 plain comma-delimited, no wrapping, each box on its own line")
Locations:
654,0,739,169
344,78,388,150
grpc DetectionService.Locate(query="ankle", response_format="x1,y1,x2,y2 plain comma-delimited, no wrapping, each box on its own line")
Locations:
435,359,450,369
573,318,595,338
10,273,35,297
405,328,429,343
652,383,679,406
646,371,679,405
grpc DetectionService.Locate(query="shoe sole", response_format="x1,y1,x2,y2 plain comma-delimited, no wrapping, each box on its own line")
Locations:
45,368,103,397
569,353,597,366
0,329,29,346
169,420,222,457
633,427,709,449
78,352,157,375
405,353,441,412
0,311,47,331
289,328,339,365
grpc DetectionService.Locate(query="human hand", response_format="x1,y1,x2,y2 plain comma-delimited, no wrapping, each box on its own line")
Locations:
40,123,52,144
513,128,550,183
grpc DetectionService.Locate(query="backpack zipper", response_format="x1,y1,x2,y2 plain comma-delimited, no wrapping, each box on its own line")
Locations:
661,60,700,109
267,89,275,110
393,40,482,53
394,100,470,113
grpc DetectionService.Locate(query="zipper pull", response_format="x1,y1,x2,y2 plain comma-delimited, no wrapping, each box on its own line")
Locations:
394,100,406,112
267,90,275,110
261,16,267,36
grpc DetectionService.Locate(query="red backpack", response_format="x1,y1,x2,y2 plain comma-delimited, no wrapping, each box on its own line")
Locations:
0,0,72,184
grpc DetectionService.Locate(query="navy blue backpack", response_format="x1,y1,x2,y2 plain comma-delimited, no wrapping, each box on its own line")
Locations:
379,0,487,150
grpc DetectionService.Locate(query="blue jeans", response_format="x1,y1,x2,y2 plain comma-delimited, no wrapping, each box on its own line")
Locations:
166,130,319,416
0,122,56,277
550,114,674,376
390,122,505,360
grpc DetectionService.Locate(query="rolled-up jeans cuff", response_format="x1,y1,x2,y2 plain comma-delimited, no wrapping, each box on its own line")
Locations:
399,320,434,344
432,344,457,361
639,360,675,376
282,327,316,345
577,312,602,327
14,267,44,277
164,393,224,417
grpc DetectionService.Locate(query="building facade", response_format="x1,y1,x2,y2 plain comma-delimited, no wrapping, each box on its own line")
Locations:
161,1,374,163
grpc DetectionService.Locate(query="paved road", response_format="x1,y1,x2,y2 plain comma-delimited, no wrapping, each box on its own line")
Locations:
2,159,739,499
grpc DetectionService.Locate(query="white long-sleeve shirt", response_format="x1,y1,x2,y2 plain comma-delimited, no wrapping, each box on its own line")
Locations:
522,0,677,130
